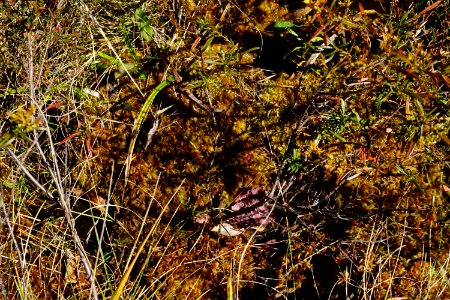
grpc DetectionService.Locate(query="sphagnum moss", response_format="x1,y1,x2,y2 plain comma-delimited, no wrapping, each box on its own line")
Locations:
1,0,449,299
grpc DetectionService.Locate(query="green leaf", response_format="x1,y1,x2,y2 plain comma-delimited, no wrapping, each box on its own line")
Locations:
96,51,120,66
135,8,153,42
266,21,298,32
328,130,347,142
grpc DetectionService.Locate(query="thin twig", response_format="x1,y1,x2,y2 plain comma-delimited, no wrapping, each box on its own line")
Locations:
24,32,99,300
0,189,26,298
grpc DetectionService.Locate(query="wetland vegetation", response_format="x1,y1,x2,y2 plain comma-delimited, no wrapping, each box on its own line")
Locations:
1,0,449,299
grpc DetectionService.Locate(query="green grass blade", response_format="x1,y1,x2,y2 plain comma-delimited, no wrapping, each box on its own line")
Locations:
96,51,120,66
124,76,176,179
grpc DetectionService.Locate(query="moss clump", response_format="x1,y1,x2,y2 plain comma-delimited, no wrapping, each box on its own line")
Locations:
1,0,449,299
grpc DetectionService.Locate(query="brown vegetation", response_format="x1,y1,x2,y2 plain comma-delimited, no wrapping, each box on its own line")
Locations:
1,0,449,299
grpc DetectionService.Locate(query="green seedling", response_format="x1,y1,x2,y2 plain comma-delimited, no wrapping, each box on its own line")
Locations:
394,164,424,193
287,148,305,174
96,51,138,79
120,19,146,81
135,8,153,42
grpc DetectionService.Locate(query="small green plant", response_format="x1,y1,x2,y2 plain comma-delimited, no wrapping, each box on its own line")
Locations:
96,50,141,80
286,148,305,174
135,8,153,43
394,163,424,193
320,99,366,143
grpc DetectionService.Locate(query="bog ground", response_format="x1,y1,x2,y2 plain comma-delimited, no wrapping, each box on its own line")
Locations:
0,1,449,299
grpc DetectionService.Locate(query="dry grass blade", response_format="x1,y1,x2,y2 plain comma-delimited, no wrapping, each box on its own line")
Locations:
8,31,100,300
79,0,144,98
0,190,26,299
112,179,185,300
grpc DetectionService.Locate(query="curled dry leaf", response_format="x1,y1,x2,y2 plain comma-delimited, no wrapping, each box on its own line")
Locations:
228,188,274,227
211,222,244,237
212,188,275,236
200,188,275,236
194,213,210,224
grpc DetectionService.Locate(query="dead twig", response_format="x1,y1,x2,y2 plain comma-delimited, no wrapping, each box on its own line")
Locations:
22,31,99,300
